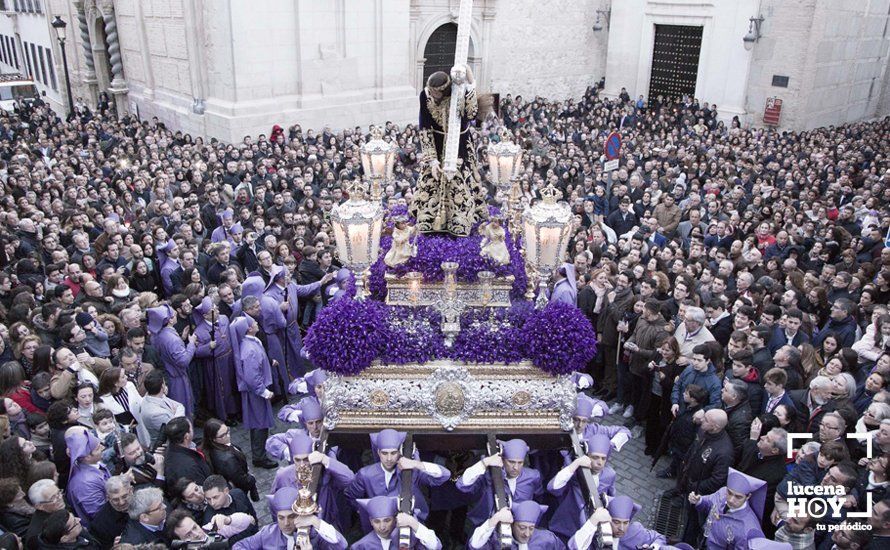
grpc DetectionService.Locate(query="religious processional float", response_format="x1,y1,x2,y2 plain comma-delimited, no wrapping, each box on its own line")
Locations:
306,122,597,436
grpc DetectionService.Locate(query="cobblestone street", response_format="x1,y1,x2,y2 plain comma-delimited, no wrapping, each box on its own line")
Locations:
228,403,675,538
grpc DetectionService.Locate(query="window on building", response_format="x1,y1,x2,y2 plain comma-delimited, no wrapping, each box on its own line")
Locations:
11,38,17,69
23,41,31,77
29,43,38,82
44,47,55,90
34,0,40,13
0,36,6,65
37,45,46,85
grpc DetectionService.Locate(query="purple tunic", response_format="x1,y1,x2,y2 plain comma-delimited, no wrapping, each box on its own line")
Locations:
473,528,566,550
345,462,450,531
568,521,666,549
68,462,111,527
266,280,321,378
259,295,289,396
159,259,179,297
695,488,765,550
155,327,197,418
194,315,239,422
456,466,544,527
351,531,436,549
547,455,617,541
269,452,355,532
232,523,347,550
237,335,274,430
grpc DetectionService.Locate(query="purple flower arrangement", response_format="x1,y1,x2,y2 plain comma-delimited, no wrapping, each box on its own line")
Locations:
308,205,594,376
303,298,389,375
368,211,527,301
521,301,598,375
305,296,597,377
380,306,447,365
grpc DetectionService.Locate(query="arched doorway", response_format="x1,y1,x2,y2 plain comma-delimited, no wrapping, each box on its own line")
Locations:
422,23,476,83
423,23,456,82
93,17,113,90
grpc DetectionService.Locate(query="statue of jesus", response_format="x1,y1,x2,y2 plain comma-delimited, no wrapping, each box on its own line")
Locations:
411,65,489,237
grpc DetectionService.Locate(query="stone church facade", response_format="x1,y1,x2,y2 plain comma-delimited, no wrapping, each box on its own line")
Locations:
38,0,890,140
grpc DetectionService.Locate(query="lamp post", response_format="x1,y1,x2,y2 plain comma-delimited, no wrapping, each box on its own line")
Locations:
330,181,385,300
521,184,573,307
51,16,75,118
743,15,765,50
360,126,397,201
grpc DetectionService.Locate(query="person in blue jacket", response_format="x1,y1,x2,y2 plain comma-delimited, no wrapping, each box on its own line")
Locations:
671,344,722,417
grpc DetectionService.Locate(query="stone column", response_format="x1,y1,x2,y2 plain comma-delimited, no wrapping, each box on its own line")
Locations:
74,0,98,103
98,0,128,116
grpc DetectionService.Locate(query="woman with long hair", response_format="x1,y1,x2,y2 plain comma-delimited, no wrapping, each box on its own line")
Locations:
773,403,802,434
97,367,144,439
0,436,36,489
0,361,38,414
13,335,40,378
73,382,98,429
202,418,258,500
644,336,684,456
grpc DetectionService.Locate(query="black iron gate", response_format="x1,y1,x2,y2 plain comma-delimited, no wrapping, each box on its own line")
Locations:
423,23,457,84
648,24,703,102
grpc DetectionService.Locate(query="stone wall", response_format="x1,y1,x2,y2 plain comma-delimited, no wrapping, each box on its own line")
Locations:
118,0,417,142
485,0,606,101
603,0,760,123
745,0,890,130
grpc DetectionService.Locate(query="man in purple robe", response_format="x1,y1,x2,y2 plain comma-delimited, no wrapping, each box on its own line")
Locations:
688,468,767,549
547,433,617,542
469,500,565,549
575,394,631,451
289,368,328,400
568,495,666,549
230,315,277,469
532,393,619,489
268,431,355,533
352,495,443,549
550,263,577,306
232,487,347,550
345,429,451,532
457,438,543,528
66,426,111,527
156,239,180,297
231,275,266,319
148,304,197,418
259,274,290,398
274,396,325,452
192,296,239,423
211,209,237,244
265,264,333,378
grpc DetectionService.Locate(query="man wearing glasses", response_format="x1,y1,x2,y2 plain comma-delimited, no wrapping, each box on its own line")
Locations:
120,487,168,545
36,510,101,548
24,479,67,549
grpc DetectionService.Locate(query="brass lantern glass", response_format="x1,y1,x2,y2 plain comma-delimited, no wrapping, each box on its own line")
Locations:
330,183,385,299
486,132,523,194
360,126,397,200
521,185,573,306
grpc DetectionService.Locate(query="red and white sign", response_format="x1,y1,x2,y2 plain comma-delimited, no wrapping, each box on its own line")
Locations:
763,97,783,126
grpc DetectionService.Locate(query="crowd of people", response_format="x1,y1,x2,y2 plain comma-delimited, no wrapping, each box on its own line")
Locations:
0,76,885,550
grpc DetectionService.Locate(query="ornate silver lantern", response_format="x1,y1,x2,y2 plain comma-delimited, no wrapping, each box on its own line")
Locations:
360,126,397,201
330,182,384,299
521,184,573,307
486,130,524,233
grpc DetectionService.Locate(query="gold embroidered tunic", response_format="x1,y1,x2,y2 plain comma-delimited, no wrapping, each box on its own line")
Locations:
411,86,488,237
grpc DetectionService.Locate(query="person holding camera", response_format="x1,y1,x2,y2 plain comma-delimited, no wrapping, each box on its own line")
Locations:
165,508,251,550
